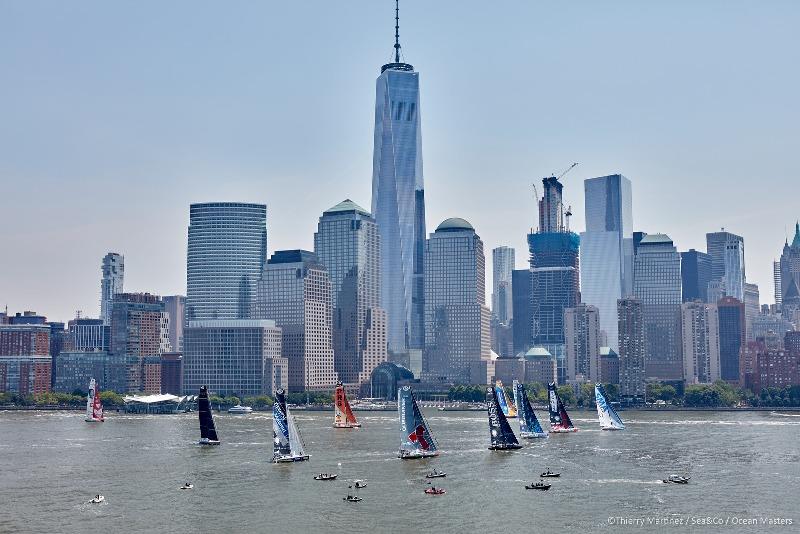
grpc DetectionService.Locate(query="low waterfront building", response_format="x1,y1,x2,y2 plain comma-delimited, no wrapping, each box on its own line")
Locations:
494,356,525,385
523,347,558,385
0,323,52,395
369,362,415,400
123,393,195,414
54,351,129,394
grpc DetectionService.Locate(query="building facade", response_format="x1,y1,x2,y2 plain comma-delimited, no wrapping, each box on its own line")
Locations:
0,323,51,395
579,174,633,352
779,223,800,317
314,200,387,387
717,297,745,383
183,320,285,397
371,36,426,357
162,295,186,352
54,351,128,394
492,246,515,324
743,282,760,340
706,231,746,301
564,304,601,382
100,252,124,325
617,297,646,403
68,318,109,352
423,218,491,383
633,234,682,380
511,269,532,356
680,301,721,384
186,202,267,322
681,249,712,303
254,250,337,391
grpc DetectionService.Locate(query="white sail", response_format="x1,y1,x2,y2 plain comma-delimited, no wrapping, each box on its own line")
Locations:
286,408,306,458
86,378,95,420
595,384,624,430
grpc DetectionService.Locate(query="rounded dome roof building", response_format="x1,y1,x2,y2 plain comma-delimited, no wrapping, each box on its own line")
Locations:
435,217,474,232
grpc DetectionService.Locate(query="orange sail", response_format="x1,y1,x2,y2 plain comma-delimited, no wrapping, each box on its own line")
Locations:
333,383,361,428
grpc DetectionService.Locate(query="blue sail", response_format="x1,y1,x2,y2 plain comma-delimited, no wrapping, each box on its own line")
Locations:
595,384,625,430
512,380,547,438
486,386,522,450
398,386,438,459
273,389,291,457
494,381,516,417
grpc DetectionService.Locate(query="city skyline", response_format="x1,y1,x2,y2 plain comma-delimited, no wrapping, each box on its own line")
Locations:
2,1,799,322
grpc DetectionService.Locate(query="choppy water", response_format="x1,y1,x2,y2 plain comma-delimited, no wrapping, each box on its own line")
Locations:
1,409,798,533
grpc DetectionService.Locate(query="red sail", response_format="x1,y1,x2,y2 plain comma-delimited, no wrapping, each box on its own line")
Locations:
92,384,104,421
334,384,359,427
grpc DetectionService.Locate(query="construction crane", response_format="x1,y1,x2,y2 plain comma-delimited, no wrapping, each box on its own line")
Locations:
556,162,579,181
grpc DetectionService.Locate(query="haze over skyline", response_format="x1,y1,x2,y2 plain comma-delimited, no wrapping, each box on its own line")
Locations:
1,0,798,323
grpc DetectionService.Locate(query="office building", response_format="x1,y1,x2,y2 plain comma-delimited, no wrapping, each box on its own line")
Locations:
186,202,267,321
162,295,186,352
110,293,170,392
314,200,387,387
617,297,645,403
254,250,337,391
160,352,183,395
492,246,515,324
600,347,620,385
423,218,491,383
743,283,760,340
371,9,426,357
100,253,124,325
680,301,720,384
633,234,683,380
0,323,51,395
564,304,601,382
54,351,128,394
184,320,285,397
706,230,746,301
681,249,712,303
68,318,109,352
579,174,633,351
717,297,745,383
511,269,532,355
750,313,793,348
528,176,580,383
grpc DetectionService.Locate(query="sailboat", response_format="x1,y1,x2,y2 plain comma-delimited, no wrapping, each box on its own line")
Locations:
197,386,220,445
333,382,361,428
85,378,104,423
494,380,517,417
486,385,523,450
398,385,439,459
595,384,625,430
273,389,309,463
547,382,577,433
512,380,547,438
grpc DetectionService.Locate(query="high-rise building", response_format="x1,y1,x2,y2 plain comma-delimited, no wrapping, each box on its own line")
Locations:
600,347,620,385
100,253,124,325
681,249,712,303
564,304,601,382
162,295,186,352
743,282,760,341
773,260,783,307
0,323,51,395
423,218,491,383
511,269,532,355
779,223,800,317
110,293,170,392
492,246,515,324
680,301,720,384
528,176,580,383
579,174,633,351
371,6,426,357
314,200,387,386
186,202,267,322
68,318,109,352
717,296,745,383
633,234,682,380
254,250,337,391
706,230,746,301
617,297,645,403
183,320,285,397
160,352,183,395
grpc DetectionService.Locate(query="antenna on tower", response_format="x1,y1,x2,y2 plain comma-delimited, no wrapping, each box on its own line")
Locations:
394,0,401,63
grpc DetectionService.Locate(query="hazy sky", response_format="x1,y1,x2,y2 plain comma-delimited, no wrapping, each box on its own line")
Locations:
1,1,798,323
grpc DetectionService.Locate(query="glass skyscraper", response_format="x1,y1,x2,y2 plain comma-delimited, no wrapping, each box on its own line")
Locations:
100,252,124,325
314,200,387,386
706,230,746,301
492,246,515,324
579,174,633,351
371,40,425,356
633,234,683,380
186,203,267,321
681,249,712,303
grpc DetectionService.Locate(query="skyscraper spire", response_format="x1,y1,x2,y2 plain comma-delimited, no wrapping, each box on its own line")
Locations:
394,0,401,63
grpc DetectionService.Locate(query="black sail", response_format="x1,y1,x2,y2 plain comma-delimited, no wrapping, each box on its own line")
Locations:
198,386,219,442
486,386,521,449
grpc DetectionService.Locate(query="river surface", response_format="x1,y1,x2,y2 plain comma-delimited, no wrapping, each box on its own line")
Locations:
1,409,798,533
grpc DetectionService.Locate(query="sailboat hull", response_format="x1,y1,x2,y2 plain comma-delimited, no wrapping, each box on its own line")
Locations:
398,450,439,460
273,454,310,463
549,427,578,433
333,422,362,428
198,438,220,446
520,431,548,439
84,419,104,423
488,444,523,450
601,426,624,431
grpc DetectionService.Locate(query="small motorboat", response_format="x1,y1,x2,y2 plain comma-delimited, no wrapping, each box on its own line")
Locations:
664,475,690,484
89,495,105,504
343,495,362,502
227,404,253,414
525,482,551,491
179,483,194,490
540,470,561,478
425,469,447,479
314,473,338,481
424,486,446,495
354,480,367,489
